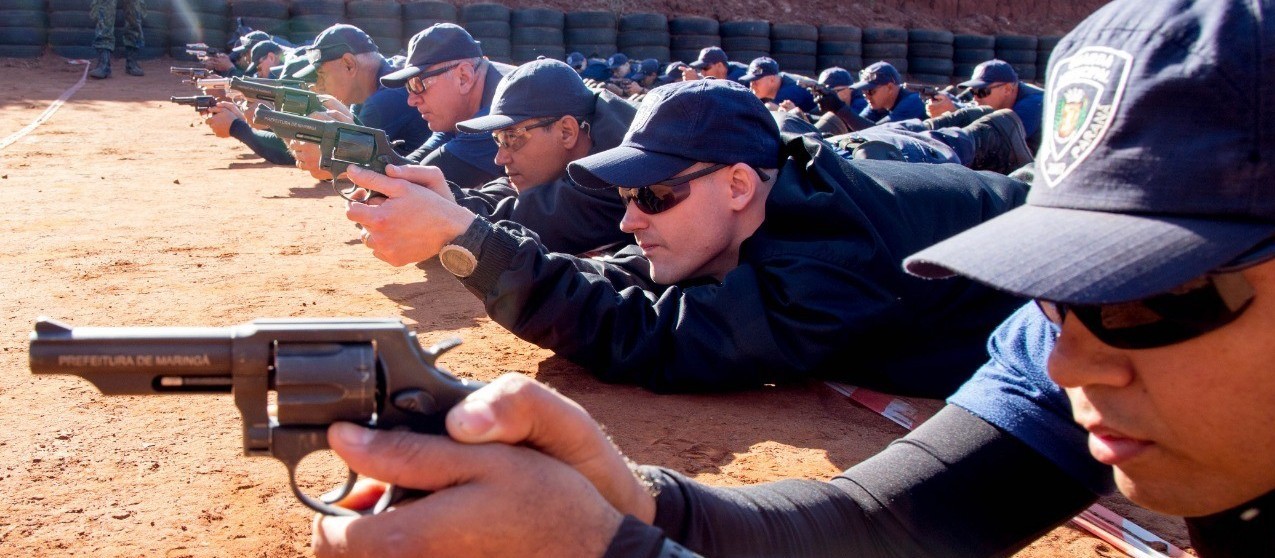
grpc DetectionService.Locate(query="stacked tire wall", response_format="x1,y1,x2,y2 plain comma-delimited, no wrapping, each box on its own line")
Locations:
511,7,564,64
862,27,908,75
668,16,718,65
817,25,862,73
617,13,667,64
953,34,995,80
402,1,456,47
994,34,1038,81
0,0,48,59
230,0,287,55
461,3,510,63
289,0,344,45
769,23,817,76
720,21,768,67
348,0,403,55
564,11,615,60
906,28,953,84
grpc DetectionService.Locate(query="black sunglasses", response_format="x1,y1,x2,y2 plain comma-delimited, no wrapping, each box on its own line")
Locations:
617,165,772,215
1036,271,1255,350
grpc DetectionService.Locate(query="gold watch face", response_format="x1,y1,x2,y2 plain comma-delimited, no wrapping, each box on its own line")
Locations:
439,245,477,277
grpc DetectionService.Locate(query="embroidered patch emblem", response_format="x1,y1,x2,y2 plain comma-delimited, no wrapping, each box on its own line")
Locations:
1039,46,1133,188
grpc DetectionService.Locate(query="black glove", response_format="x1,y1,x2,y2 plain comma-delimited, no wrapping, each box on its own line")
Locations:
816,90,846,113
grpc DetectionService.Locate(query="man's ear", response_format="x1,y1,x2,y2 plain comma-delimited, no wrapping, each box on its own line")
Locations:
559,117,582,149
341,52,358,73
726,163,760,211
455,61,478,94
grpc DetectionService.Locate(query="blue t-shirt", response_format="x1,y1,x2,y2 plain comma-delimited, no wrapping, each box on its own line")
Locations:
860,89,926,124
947,303,1115,495
354,59,435,155
1013,83,1046,147
774,74,817,113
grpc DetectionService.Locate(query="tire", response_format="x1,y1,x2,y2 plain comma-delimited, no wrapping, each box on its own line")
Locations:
618,31,668,48
907,28,953,44
144,30,168,47
565,27,616,45
0,27,47,46
370,35,403,54
1009,63,1036,80
512,26,563,46
862,43,907,59
818,41,861,56
142,10,166,28
995,34,1037,50
232,17,286,37
907,57,954,76
291,0,344,17
721,36,769,52
403,1,456,21
670,49,702,63
291,14,341,34
348,1,402,19
405,19,455,36
954,63,980,77
48,26,93,46
478,37,510,56
669,34,719,51
862,27,907,44
1,10,47,28
1037,35,1062,51
350,18,402,40
464,21,510,39
819,25,860,43
770,23,817,42
669,17,717,36
512,8,563,28
0,44,44,57
462,4,510,23
878,57,907,73
232,0,289,19
623,45,669,62
5,0,47,11
953,48,995,63
995,48,1036,64
132,45,164,59
569,43,616,58
908,42,953,58
53,45,96,58
720,20,768,38
953,34,994,49
817,55,861,72
619,13,666,32
565,11,615,29
172,15,228,34
48,0,90,11
908,73,951,86
771,53,815,73
512,44,564,63
771,39,816,55
727,50,768,63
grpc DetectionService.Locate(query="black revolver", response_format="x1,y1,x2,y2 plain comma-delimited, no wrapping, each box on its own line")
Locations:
230,76,325,116
29,317,483,516
170,66,214,79
254,105,412,201
170,95,217,114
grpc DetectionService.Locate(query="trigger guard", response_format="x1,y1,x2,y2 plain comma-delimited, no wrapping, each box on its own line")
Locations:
291,466,360,517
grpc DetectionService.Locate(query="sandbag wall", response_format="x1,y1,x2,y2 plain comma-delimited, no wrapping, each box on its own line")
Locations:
0,0,1067,86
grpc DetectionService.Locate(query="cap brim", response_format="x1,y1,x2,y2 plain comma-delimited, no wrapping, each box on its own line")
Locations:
291,61,319,79
380,65,423,88
903,205,1275,304
849,80,875,90
958,78,991,88
738,72,764,83
689,60,708,69
456,113,518,133
567,146,696,189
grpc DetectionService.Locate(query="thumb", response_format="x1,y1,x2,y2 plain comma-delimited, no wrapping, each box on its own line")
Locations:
386,164,452,198
326,422,481,491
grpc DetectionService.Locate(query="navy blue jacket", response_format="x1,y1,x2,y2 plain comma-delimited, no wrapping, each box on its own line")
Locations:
457,133,1030,397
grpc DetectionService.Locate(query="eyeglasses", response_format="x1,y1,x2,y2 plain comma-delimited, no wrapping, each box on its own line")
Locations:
405,63,460,95
492,117,562,151
618,164,772,215
972,83,1005,98
1036,272,1255,350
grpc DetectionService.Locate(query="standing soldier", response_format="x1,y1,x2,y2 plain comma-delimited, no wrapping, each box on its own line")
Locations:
89,0,146,79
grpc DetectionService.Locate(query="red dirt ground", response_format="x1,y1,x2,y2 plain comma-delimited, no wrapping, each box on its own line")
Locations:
0,51,1191,557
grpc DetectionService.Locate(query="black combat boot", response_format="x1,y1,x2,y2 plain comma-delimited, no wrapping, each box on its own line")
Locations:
923,105,995,130
963,109,1035,175
124,48,144,76
88,48,111,79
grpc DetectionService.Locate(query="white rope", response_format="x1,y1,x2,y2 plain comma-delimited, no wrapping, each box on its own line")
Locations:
0,59,91,151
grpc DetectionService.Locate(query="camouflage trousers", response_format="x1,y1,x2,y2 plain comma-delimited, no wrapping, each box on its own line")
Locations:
91,0,147,51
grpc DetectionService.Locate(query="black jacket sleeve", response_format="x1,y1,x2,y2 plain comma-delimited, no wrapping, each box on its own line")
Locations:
228,118,296,165
453,177,630,255
607,405,1099,558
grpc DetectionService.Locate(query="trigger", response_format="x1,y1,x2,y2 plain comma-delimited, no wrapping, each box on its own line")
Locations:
426,337,462,357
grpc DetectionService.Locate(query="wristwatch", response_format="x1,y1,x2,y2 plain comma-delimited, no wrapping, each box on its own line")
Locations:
438,218,490,278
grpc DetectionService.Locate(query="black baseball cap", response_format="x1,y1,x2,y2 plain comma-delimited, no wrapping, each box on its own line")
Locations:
381,24,484,88
567,79,781,189
231,30,271,57
689,46,728,70
738,57,780,83
905,0,1275,304
456,59,594,133
291,24,379,79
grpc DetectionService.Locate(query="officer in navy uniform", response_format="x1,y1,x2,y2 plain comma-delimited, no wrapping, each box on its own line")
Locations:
928,59,1046,151
688,47,748,82
826,61,926,131
737,57,817,114
379,24,516,189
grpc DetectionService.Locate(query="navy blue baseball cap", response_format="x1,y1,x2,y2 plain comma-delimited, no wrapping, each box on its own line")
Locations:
905,0,1275,304
607,53,629,70
738,57,779,83
850,61,902,90
567,79,781,189
663,61,688,79
245,41,285,75
291,24,379,78
456,59,594,133
231,30,271,57
689,46,728,70
566,51,586,70
381,24,484,88
818,67,853,88
958,59,1019,88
